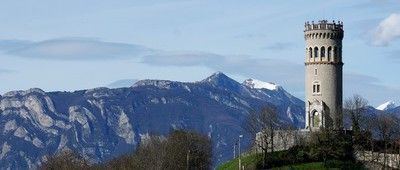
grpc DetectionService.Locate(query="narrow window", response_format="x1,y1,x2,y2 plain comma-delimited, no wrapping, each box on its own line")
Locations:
334,47,337,60
309,47,313,58
314,47,318,58
314,69,317,75
327,47,332,61
312,82,321,94
321,46,325,58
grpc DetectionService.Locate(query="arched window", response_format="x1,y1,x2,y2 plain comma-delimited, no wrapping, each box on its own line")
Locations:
312,111,320,127
314,47,318,58
327,47,332,61
309,47,313,58
320,46,325,58
334,47,338,61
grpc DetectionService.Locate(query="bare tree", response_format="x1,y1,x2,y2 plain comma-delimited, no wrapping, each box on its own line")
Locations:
277,123,295,150
344,94,368,135
373,114,400,168
246,107,279,168
103,135,166,170
344,94,369,160
162,130,212,170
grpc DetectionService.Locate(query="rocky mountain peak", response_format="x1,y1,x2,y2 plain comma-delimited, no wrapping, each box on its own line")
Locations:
201,72,240,87
3,88,45,97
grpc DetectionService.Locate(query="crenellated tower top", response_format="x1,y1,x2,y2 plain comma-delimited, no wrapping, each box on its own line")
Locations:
304,20,343,32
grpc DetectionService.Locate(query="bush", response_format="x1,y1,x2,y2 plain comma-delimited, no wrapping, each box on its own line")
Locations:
39,150,89,170
41,130,212,170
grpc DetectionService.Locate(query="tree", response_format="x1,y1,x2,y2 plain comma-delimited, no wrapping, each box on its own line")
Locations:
105,130,212,170
277,123,296,150
246,107,279,168
373,114,400,167
344,94,368,143
343,94,371,163
39,150,89,170
309,129,353,166
41,130,212,170
162,130,212,170
105,135,166,170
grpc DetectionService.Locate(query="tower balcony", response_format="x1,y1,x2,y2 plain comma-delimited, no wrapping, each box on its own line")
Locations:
304,20,343,32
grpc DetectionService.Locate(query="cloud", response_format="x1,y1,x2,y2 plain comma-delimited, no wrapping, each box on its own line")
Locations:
0,38,152,60
0,68,16,74
262,42,295,50
344,73,400,106
142,52,225,66
142,52,304,91
0,40,33,51
371,13,400,46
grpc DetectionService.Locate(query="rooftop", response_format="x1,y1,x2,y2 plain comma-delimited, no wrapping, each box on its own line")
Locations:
304,20,343,31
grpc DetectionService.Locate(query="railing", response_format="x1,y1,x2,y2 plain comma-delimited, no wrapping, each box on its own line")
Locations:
304,21,343,31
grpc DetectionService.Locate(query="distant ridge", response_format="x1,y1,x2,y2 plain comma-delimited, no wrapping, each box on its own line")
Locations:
0,72,305,169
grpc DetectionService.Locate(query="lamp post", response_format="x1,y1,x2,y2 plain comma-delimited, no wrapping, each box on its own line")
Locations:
233,143,236,159
186,149,190,170
238,135,243,170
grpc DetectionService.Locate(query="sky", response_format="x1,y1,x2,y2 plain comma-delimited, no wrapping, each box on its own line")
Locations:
0,0,399,106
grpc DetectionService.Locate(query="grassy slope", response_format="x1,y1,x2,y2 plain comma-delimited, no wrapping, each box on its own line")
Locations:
217,154,365,170
216,153,262,170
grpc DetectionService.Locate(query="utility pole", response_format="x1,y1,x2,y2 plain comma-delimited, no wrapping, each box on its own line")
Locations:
238,135,243,170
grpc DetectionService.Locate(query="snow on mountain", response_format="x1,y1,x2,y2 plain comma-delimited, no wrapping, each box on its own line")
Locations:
242,78,279,91
107,79,138,88
0,72,305,169
376,101,397,111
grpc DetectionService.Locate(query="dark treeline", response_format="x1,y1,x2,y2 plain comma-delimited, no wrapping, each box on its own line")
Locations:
40,130,212,170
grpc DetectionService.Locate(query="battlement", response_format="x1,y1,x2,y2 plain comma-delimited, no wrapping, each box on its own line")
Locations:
304,20,343,32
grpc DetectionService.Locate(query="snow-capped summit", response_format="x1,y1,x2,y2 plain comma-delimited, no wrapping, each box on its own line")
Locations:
242,78,279,91
376,101,397,111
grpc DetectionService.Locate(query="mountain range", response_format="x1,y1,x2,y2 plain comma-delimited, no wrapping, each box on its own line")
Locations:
1,72,396,169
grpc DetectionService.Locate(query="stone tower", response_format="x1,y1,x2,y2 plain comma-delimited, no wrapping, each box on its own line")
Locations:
304,20,344,131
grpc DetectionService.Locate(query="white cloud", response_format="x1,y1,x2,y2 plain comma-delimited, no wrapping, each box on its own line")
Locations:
0,38,153,60
371,13,400,46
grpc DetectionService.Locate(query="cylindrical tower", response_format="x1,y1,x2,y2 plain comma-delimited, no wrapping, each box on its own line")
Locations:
304,20,344,131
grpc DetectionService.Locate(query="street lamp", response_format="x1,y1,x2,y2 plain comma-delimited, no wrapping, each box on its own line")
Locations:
238,135,243,170
233,142,236,159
